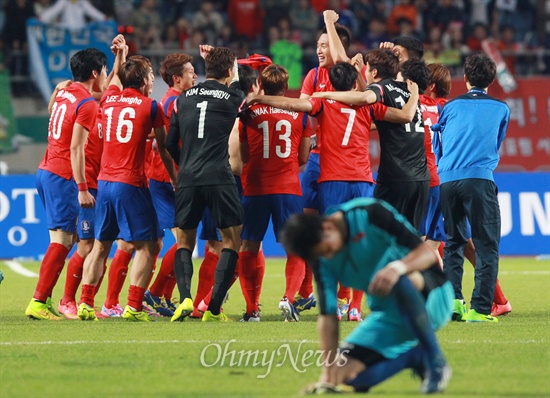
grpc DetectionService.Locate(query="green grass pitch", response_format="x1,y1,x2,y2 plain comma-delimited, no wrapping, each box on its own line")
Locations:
0,257,549,397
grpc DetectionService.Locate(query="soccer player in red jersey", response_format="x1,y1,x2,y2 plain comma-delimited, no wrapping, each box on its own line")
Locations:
53,38,129,319
77,39,176,321
250,62,419,321
298,13,360,320
239,64,311,322
25,48,107,320
303,10,373,321
426,63,450,111
143,52,197,317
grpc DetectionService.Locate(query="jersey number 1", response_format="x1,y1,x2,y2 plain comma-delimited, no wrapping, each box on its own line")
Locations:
196,101,207,139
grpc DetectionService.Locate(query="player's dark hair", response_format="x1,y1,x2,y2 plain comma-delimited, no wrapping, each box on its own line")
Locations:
238,64,258,94
160,53,194,86
205,47,236,80
392,36,424,60
260,64,288,96
70,48,107,82
365,49,399,80
400,58,431,93
329,62,358,92
322,23,352,51
118,57,150,89
427,63,451,98
464,53,496,89
279,213,323,262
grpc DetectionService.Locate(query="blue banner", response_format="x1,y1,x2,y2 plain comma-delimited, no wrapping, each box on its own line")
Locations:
26,18,117,103
0,173,548,259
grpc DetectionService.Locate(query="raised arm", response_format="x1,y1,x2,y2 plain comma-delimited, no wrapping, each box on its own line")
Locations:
350,53,368,92
248,95,313,114
324,10,349,64
107,35,127,90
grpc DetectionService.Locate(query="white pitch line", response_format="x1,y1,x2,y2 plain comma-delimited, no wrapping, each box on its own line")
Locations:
0,339,320,346
0,339,545,347
498,271,550,275
2,260,38,277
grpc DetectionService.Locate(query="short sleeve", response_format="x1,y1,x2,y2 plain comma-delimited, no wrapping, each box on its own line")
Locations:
308,97,324,117
239,119,247,143
370,103,388,121
151,100,166,128
366,83,384,102
301,68,316,96
302,114,312,138
313,264,339,315
75,100,98,132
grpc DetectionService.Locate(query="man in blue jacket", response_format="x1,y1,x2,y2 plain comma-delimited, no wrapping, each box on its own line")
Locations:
432,53,509,323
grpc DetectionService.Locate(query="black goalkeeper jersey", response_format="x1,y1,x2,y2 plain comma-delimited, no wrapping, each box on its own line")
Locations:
167,80,245,187
369,79,430,183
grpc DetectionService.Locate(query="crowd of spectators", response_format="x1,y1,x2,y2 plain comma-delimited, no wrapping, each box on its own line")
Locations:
1,0,548,95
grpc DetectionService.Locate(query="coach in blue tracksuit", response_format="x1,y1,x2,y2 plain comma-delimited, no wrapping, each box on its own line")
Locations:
432,53,510,323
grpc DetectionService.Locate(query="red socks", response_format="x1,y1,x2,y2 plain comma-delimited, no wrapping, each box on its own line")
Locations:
61,251,84,304
149,243,177,297
298,263,313,298
193,249,219,309
80,284,95,308
239,251,258,313
163,277,177,301
283,254,306,304
350,289,364,311
34,243,70,302
493,279,508,305
104,249,132,309
337,285,351,301
128,285,146,311
254,250,265,306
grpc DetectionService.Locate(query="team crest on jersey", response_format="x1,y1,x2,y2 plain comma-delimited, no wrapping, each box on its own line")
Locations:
351,232,365,242
81,220,91,233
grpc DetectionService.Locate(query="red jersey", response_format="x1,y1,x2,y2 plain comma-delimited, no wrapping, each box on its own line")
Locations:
419,95,440,187
301,67,333,155
84,107,104,190
308,97,374,184
435,97,448,109
228,0,262,39
241,104,311,196
98,85,165,187
147,87,180,183
39,83,97,180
